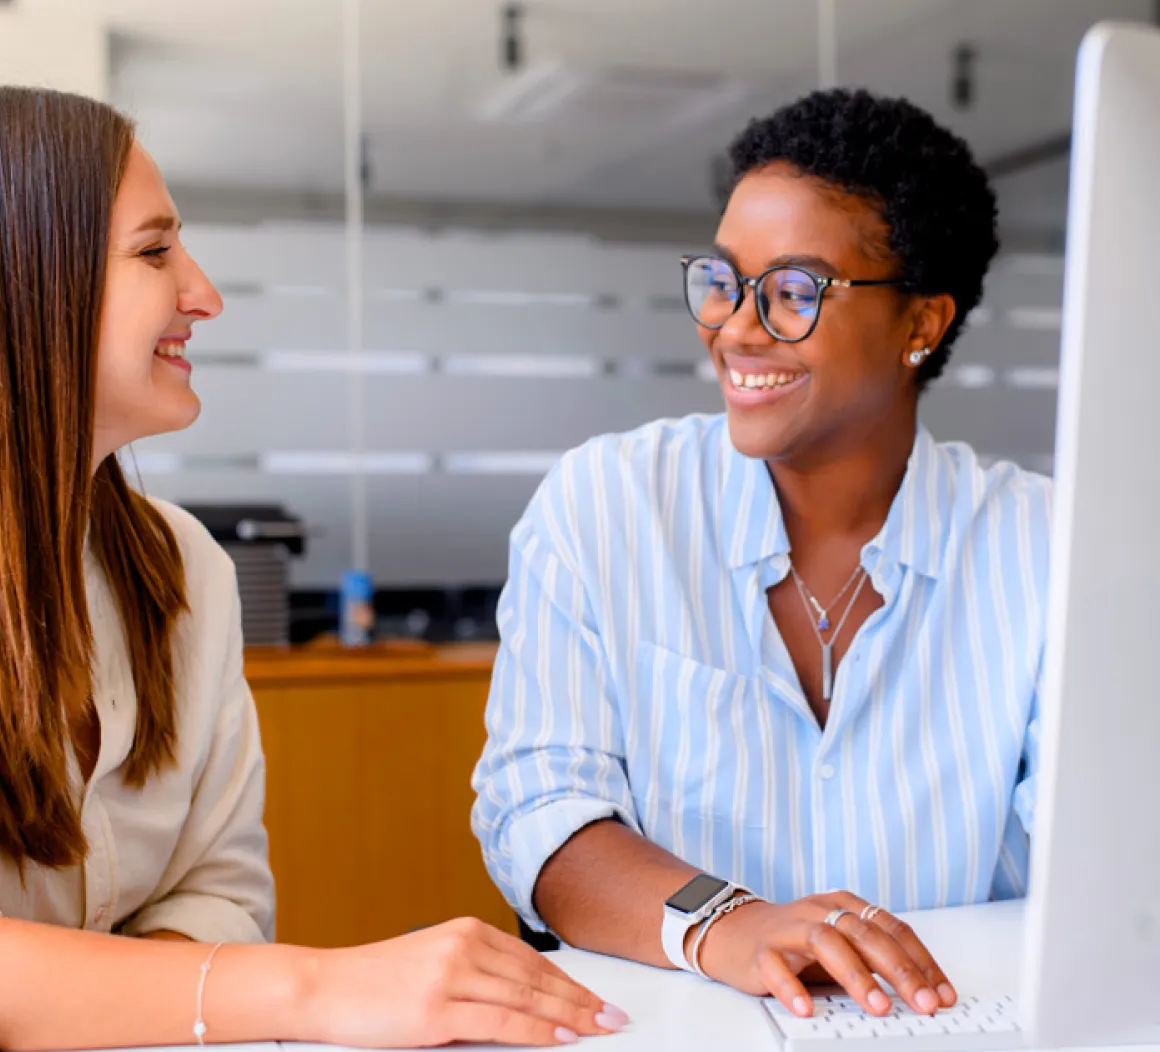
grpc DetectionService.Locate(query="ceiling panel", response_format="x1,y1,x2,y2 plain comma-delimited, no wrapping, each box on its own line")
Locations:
89,0,1157,218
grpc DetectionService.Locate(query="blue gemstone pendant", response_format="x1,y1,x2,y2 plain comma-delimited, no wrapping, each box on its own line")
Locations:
818,616,831,631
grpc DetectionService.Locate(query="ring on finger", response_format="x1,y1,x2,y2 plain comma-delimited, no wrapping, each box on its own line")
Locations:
860,904,882,923
824,908,854,929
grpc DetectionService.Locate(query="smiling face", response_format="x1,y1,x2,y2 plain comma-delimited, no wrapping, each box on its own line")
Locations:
92,142,222,468
699,163,951,466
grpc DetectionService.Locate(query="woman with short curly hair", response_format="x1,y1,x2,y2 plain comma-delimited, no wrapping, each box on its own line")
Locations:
474,88,1050,1022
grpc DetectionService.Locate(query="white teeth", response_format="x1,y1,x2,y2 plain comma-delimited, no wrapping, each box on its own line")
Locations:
155,342,187,359
730,369,802,390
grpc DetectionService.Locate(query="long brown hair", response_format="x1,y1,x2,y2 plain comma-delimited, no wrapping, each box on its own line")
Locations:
0,87,188,869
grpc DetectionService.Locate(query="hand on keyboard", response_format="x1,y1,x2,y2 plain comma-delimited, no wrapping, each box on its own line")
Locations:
764,991,1020,1045
694,891,958,1022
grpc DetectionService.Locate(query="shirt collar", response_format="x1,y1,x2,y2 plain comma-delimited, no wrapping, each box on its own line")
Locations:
720,423,945,580
720,430,790,570
865,424,945,580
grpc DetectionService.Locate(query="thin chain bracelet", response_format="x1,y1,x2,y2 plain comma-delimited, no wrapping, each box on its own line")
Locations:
193,942,225,1046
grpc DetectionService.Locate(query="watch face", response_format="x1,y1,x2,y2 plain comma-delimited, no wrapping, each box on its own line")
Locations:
665,873,730,914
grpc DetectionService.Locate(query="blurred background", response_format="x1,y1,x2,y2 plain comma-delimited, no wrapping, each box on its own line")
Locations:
5,0,1156,948
4,0,1148,644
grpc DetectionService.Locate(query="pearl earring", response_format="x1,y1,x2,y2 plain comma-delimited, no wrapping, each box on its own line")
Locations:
908,347,930,366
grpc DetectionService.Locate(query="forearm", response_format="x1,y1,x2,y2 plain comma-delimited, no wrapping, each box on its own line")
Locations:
533,819,699,968
0,918,308,1049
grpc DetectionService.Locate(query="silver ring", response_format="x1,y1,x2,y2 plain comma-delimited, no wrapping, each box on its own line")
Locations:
824,908,853,928
860,904,882,922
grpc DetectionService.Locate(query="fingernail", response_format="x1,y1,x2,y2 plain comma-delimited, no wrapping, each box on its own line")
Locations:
868,989,891,1013
793,995,812,1017
917,988,939,1013
596,1003,630,1030
938,983,956,1006
555,1027,579,1045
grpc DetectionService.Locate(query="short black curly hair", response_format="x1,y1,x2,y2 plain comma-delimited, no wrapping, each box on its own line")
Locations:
727,88,999,388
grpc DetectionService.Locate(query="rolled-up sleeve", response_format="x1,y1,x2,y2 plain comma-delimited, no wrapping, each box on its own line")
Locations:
989,660,1041,901
119,577,275,944
1012,660,1043,837
471,467,640,932
1013,476,1052,840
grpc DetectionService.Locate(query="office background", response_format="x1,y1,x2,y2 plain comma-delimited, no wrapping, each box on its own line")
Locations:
2,0,1152,946
7,0,1135,629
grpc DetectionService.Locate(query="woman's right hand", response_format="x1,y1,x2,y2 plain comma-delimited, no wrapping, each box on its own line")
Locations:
293,916,629,1048
696,892,957,1019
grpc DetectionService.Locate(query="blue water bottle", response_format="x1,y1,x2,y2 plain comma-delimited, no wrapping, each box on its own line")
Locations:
339,569,374,647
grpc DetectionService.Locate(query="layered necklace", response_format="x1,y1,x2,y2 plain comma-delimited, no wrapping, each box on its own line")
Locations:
789,562,869,701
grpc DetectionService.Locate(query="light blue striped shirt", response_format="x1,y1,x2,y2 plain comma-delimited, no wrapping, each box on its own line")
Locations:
471,414,1052,931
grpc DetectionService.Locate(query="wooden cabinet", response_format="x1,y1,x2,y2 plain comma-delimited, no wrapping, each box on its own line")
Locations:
246,643,516,947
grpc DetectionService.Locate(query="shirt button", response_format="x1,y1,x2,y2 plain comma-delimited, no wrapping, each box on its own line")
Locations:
819,764,836,780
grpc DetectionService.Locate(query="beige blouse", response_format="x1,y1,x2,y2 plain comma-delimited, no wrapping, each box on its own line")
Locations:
0,499,275,942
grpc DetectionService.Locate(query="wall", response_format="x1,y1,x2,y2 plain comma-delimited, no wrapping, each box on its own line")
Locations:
0,4,108,100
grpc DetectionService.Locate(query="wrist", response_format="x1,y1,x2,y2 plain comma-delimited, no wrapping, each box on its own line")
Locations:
696,895,766,982
281,945,327,1042
681,890,753,960
181,942,316,1044
662,874,746,971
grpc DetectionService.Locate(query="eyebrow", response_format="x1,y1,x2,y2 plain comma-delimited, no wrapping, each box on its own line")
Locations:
132,215,182,235
712,243,839,276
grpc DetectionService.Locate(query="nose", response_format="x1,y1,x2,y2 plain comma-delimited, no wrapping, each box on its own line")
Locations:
718,278,773,344
176,248,224,321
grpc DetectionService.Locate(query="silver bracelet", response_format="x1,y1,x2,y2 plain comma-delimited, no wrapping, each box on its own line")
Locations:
193,942,225,1046
690,894,760,978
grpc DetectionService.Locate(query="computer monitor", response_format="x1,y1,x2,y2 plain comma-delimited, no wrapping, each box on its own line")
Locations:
1021,18,1160,1049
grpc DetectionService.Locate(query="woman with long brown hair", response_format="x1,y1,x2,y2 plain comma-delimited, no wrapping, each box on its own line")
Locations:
0,86,625,1049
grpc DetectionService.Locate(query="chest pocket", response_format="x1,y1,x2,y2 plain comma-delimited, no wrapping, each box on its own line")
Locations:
627,642,757,824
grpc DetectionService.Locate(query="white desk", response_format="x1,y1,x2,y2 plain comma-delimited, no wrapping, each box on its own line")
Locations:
432,901,1152,1052
446,901,1033,1052
110,902,1160,1052
533,901,1029,1051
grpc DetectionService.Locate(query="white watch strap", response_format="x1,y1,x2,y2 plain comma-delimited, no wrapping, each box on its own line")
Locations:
661,905,701,972
661,879,742,971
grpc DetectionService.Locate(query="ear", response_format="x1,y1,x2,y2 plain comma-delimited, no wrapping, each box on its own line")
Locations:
907,292,956,353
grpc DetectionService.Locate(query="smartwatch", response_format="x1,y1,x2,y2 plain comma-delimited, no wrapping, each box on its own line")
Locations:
661,873,742,971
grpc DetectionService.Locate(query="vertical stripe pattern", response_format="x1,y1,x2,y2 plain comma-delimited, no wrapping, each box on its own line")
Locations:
471,414,1052,929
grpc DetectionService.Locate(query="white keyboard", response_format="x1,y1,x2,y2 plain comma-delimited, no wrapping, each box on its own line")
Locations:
763,991,1023,1051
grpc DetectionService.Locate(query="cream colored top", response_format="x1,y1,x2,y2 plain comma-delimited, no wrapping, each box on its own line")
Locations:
0,499,275,943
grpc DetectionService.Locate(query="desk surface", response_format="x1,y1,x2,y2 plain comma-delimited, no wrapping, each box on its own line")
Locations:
104,902,1159,1052
457,901,1032,1052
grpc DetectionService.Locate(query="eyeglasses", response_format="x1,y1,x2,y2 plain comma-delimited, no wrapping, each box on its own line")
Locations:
680,254,901,343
